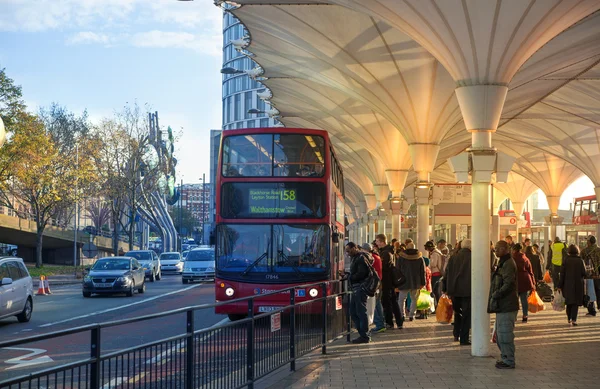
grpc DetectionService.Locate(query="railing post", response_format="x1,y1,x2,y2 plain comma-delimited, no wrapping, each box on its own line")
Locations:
321,283,328,354
290,288,296,371
186,309,194,389
90,326,101,389
247,299,255,389
345,280,351,342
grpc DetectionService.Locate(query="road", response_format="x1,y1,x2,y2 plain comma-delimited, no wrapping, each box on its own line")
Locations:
0,274,226,384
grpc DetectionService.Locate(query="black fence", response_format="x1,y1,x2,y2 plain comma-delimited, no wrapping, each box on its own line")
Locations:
0,280,351,389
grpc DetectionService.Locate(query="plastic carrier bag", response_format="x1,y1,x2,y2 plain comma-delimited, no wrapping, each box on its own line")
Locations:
552,290,566,312
416,288,434,311
527,291,545,313
435,294,453,323
543,270,552,284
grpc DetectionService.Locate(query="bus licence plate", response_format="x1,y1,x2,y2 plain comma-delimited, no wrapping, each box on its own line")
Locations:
258,306,279,312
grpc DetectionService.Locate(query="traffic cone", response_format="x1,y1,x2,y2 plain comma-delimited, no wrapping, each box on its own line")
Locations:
43,276,52,294
36,276,47,295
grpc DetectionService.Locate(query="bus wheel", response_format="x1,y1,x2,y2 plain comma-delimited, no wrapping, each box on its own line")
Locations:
228,314,247,322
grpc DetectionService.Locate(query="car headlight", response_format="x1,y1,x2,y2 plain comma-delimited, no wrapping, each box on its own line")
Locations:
117,276,131,283
143,267,148,271
309,288,318,297
84,275,92,282
206,267,214,272
183,266,191,272
225,287,235,297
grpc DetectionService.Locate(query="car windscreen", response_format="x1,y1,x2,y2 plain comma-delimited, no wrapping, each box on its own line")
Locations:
92,259,130,271
160,253,180,260
186,250,215,261
126,252,151,261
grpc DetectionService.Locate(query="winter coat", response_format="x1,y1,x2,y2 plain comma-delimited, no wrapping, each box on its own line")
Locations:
488,253,519,313
378,245,396,291
371,253,382,279
558,254,586,306
581,243,600,277
396,249,426,291
513,251,535,293
526,252,543,281
428,248,445,276
349,252,371,288
444,248,471,297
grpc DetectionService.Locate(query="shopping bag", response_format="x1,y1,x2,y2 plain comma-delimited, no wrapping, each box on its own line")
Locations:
543,270,552,284
491,321,497,344
552,290,566,312
436,294,453,323
416,288,431,310
527,291,545,313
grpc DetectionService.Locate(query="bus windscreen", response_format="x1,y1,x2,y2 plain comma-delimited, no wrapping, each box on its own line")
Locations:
220,182,326,219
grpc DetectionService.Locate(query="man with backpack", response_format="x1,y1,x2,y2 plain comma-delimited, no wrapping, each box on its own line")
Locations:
581,235,600,315
344,242,373,344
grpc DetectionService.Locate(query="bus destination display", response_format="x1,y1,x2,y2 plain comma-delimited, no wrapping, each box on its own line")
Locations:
221,182,325,219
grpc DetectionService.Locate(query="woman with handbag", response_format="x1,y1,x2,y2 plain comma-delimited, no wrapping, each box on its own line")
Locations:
512,244,536,323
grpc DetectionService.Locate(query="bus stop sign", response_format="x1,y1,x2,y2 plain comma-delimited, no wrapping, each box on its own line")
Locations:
82,243,98,258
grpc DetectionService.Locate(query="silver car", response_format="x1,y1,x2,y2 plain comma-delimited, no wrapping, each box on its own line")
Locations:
182,248,215,284
0,257,33,323
159,252,183,274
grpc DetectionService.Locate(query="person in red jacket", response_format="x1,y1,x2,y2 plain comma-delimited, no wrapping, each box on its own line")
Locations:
362,242,386,333
511,243,536,323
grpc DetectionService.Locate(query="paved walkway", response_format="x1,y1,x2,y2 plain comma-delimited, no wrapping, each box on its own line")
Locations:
258,306,599,389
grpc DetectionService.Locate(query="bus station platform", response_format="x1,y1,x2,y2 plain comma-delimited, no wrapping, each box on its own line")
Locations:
257,307,599,389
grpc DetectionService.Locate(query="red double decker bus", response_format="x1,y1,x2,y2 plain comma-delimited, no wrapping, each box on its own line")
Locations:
573,195,598,225
215,128,345,320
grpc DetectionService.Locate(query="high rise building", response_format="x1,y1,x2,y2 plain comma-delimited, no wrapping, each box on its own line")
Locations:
222,11,276,130
208,129,221,225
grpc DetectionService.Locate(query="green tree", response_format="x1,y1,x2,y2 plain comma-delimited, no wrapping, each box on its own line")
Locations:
0,111,97,267
0,67,26,132
169,206,197,237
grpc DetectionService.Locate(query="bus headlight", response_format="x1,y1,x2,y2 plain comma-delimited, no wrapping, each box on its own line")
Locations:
225,287,235,297
309,288,318,297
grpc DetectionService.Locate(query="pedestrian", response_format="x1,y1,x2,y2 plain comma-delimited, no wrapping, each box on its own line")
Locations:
525,245,543,282
396,242,426,323
118,247,125,256
362,242,386,333
374,234,403,330
505,235,514,249
343,242,372,343
425,241,445,305
512,243,535,323
443,239,472,345
550,237,567,288
523,238,531,247
532,243,545,269
558,244,587,326
581,235,600,315
488,240,519,369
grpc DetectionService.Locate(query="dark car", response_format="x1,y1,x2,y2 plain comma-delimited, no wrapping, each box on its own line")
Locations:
83,257,146,297
124,250,162,282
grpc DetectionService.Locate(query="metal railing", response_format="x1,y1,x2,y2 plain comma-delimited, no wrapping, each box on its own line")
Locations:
0,280,351,389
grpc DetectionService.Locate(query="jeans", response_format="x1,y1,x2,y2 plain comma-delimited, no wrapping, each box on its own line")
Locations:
496,311,518,367
350,287,369,339
373,291,385,330
381,288,403,327
551,264,561,289
566,304,579,322
397,289,420,319
451,296,471,343
431,275,442,305
519,291,529,318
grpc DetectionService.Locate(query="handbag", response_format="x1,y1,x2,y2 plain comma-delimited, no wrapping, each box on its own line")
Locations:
392,263,406,288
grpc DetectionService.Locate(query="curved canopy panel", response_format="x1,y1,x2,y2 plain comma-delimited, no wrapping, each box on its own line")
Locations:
233,4,462,145
493,172,539,205
325,0,600,84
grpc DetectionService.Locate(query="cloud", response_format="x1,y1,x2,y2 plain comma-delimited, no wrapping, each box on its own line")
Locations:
67,31,112,46
130,30,222,56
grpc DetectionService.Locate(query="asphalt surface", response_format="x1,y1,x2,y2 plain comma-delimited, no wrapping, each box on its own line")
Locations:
0,275,225,384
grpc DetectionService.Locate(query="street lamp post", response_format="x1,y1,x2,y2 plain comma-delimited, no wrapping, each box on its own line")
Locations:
201,173,205,245
179,179,183,251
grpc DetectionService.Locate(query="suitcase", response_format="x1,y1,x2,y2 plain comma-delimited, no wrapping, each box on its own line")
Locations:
536,281,554,302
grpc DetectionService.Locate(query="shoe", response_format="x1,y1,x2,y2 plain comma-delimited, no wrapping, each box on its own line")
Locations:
373,327,386,333
522,317,528,323
495,362,515,369
351,337,370,344
585,312,596,316
385,324,394,329
453,336,459,342
572,321,578,326
409,317,414,322
460,341,471,346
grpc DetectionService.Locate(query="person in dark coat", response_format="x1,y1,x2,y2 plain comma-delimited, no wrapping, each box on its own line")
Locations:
375,234,403,329
396,243,426,323
488,240,519,369
525,245,543,282
443,239,472,345
558,244,587,326
512,244,535,323
343,242,372,343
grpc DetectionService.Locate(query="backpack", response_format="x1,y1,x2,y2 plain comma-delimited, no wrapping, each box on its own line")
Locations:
392,257,406,288
535,280,554,302
360,254,381,297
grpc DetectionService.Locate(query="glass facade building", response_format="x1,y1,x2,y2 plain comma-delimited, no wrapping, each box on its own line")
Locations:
222,12,275,130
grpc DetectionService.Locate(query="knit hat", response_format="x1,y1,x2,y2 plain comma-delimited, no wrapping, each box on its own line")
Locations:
361,243,373,251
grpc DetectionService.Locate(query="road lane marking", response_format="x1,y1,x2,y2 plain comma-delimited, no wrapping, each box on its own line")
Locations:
128,372,146,383
101,377,126,389
3,347,54,370
39,285,201,328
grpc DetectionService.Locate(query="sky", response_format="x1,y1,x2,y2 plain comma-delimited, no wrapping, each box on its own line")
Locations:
0,0,223,184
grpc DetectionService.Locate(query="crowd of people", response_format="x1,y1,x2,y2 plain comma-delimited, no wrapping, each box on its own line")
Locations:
343,233,600,369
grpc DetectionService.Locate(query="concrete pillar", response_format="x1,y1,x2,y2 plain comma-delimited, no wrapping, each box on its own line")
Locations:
450,224,458,246
491,215,500,244
392,214,400,241
455,84,509,358
547,195,560,241
415,187,430,250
